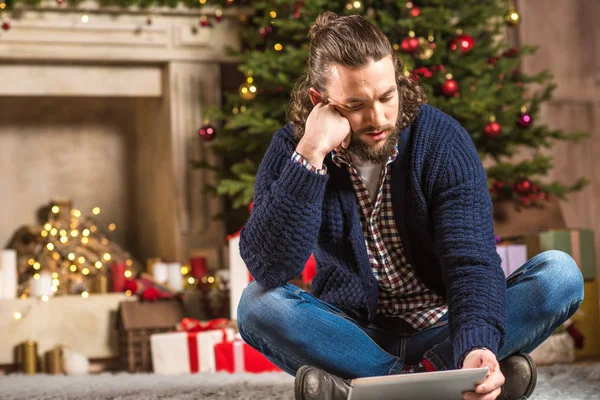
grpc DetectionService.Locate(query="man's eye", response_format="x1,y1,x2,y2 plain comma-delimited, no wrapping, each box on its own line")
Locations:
347,106,362,111
381,96,393,102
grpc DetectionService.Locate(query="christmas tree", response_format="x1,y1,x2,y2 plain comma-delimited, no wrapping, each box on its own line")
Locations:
200,0,588,227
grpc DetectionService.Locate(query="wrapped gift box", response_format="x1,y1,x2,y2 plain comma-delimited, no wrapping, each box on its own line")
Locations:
573,280,600,359
525,229,596,280
214,337,281,374
150,328,235,374
496,244,528,278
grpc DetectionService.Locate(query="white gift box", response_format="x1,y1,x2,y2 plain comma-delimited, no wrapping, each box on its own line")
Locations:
229,235,252,320
0,249,17,299
530,332,575,366
150,328,235,375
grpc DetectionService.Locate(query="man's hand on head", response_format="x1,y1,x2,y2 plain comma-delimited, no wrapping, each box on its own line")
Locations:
461,348,505,400
295,93,352,169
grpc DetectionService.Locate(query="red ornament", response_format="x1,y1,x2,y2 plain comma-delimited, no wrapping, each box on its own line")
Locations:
449,34,475,53
400,37,420,53
124,279,138,294
200,16,209,27
488,56,499,65
441,79,458,97
410,7,420,17
412,67,433,78
2,22,10,31
514,179,532,195
249,201,254,213
503,47,519,57
484,121,502,138
142,287,160,302
215,13,223,22
517,113,533,128
198,125,216,142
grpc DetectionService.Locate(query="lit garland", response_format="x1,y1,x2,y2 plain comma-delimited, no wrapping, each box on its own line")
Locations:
9,200,141,298
0,0,246,11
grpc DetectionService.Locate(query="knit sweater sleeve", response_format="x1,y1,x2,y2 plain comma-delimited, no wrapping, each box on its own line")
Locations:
239,128,329,288
430,123,506,368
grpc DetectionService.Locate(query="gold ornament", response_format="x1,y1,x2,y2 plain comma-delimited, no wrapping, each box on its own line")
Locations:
505,1,520,26
416,37,434,60
239,76,257,101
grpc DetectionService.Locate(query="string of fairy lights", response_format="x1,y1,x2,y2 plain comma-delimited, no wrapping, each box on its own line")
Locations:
16,202,140,302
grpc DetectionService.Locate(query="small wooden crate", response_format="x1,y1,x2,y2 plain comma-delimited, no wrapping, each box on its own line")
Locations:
116,299,184,372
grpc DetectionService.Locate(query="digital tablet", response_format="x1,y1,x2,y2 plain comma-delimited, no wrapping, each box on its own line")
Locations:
347,367,489,400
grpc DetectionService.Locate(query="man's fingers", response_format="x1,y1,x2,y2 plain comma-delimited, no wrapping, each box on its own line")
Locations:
475,369,505,394
342,132,352,149
463,387,502,400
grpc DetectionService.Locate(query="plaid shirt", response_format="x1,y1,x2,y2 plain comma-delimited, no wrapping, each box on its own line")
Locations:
293,148,447,330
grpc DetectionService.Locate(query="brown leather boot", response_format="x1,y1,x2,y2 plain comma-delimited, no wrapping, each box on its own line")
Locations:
294,365,352,400
498,353,537,400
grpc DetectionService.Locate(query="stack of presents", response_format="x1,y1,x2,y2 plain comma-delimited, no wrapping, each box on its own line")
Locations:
498,229,599,365
117,298,282,374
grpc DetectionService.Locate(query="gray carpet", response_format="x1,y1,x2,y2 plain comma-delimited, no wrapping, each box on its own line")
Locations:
0,364,599,399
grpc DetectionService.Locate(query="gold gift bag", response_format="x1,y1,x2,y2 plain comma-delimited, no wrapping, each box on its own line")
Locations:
573,281,600,359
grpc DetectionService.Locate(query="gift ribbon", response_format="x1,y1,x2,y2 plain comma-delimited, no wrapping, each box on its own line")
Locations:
187,332,199,373
181,318,229,333
233,341,245,373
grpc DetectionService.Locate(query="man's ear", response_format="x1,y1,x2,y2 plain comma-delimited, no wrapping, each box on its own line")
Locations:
309,87,322,106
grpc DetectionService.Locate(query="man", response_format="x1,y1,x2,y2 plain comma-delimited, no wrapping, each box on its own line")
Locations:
237,11,584,400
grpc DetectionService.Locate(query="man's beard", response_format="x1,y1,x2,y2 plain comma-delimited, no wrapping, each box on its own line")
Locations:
346,117,403,164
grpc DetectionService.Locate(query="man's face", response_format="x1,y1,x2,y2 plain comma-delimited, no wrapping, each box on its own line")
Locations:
325,55,400,163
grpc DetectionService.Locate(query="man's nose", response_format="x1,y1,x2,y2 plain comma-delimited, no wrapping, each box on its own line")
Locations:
366,102,386,128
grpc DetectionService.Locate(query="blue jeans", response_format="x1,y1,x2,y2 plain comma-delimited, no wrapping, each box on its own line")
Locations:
237,250,584,379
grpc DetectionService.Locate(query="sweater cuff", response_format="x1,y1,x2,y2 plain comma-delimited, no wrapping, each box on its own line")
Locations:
278,157,329,202
453,326,502,368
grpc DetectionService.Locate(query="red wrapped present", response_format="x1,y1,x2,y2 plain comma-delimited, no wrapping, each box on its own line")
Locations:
214,337,281,373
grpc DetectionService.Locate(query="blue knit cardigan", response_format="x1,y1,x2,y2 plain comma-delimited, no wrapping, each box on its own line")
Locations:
239,104,506,368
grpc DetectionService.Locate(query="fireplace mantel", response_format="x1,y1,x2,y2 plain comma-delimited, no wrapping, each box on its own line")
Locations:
0,1,243,265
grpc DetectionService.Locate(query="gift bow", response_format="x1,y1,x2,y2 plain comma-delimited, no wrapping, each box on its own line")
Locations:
181,317,230,333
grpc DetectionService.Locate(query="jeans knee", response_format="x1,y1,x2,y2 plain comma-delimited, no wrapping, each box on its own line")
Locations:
534,250,584,314
237,281,289,338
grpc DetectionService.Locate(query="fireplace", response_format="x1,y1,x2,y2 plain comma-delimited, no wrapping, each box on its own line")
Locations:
0,1,242,267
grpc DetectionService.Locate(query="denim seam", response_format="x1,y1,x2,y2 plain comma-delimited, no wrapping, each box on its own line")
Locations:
423,339,450,370
387,357,404,375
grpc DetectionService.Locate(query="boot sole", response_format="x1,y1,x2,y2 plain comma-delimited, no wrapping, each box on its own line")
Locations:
521,353,537,399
